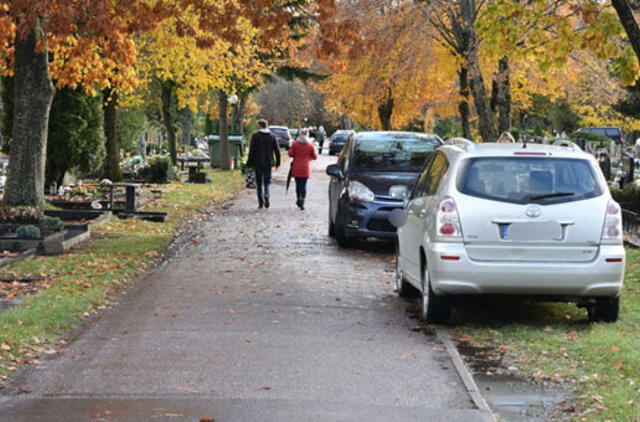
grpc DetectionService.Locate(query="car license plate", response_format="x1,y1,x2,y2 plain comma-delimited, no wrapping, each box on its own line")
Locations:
507,221,562,241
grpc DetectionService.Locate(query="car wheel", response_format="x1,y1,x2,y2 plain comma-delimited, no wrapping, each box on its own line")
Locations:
420,257,451,324
587,297,619,323
335,207,357,248
395,245,418,298
328,212,336,238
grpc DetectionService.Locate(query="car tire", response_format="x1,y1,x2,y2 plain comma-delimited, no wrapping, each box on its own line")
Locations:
335,207,357,248
395,245,418,298
420,258,451,324
588,297,619,323
328,212,336,238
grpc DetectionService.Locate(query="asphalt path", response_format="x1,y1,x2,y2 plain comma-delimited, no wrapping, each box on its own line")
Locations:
0,151,490,421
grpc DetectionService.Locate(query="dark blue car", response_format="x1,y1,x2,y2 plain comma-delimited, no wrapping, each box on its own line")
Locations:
326,131,443,247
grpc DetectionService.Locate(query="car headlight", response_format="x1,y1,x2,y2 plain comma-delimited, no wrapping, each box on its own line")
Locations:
348,181,375,202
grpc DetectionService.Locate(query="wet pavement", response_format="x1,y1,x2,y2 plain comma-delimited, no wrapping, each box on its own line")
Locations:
0,153,490,421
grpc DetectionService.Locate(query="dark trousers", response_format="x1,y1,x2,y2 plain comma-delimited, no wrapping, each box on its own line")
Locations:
254,165,272,205
295,177,308,201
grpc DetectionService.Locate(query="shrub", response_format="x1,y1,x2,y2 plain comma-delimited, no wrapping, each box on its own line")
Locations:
17,225,41,238
137,156,175,183
39,216,65,234
611,184,640,212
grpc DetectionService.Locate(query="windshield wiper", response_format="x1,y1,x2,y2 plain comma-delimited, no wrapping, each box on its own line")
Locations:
528,192,575,200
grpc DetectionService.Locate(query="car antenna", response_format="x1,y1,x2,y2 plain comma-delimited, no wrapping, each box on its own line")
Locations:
522,136,527,149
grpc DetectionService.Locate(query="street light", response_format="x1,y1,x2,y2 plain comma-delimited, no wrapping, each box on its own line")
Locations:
227,94,238,105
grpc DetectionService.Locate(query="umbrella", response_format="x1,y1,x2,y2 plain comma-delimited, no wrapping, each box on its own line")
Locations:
285,163,293,193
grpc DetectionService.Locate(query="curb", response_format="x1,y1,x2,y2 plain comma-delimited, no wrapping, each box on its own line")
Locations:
436,327,497,421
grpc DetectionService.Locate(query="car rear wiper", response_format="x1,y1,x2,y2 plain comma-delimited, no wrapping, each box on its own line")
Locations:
528,192,575,200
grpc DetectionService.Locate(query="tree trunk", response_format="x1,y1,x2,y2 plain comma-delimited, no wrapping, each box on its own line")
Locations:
4,22,55,205
496,56,511,134
466,49,497,142
458,66,471,139
232,93,247,136
612,0,640,65
103,88,122,182
161,84,177,165
218,91,230,170
377,89,393,130
458,0,497,143
180,107,192,146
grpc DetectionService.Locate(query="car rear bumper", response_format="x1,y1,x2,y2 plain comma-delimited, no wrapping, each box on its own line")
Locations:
426,243,624,297
343,198,402,240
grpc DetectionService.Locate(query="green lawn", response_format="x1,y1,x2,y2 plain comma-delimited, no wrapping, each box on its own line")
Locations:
450,248,640,420
0,170,243,384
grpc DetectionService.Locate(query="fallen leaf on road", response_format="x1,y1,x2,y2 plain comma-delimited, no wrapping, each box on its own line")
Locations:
1,343,10,351
262,386,271,390
400,353,416,359
229,308,236,315
200,418,215,422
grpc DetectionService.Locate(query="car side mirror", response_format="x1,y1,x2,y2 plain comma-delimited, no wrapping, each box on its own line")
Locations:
326,164,342,179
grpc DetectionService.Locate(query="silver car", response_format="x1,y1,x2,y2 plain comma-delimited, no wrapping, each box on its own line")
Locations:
395,139,625,324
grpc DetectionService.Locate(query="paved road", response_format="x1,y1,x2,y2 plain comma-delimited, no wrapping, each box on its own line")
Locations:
0,153,490,421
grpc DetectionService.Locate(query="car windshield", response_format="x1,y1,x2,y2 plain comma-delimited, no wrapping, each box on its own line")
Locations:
458,157,603,204
352,134,440,172
332,134,349,142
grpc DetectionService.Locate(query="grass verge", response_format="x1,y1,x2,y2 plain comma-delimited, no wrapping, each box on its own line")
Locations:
0,170,243,384
449,247,640,420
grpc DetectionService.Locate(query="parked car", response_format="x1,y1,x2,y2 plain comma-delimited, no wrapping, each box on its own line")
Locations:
395,139,624,324
328,130,355,155
270,126,293,150
577,127,624,145
326,131,443,248
289,128,299,140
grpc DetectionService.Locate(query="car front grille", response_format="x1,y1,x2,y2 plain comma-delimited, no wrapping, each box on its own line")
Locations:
367,218,396,232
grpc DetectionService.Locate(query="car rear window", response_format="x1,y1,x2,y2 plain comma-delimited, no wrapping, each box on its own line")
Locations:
458,157,603,204
606,128,621,137
352,134,441,172
271,128,288,137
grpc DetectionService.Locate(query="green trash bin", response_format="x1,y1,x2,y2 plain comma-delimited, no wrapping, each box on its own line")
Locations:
208,135,244,168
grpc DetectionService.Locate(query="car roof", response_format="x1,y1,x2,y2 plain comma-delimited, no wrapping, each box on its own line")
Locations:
441,141,595,160
333,130,354,134
578,127,621,130
355,131,442,140
270,126,288,130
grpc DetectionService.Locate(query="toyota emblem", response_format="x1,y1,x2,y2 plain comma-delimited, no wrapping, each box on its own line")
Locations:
525,204,542,218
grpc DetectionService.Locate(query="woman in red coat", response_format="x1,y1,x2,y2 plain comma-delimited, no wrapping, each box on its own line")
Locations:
288,129,318,210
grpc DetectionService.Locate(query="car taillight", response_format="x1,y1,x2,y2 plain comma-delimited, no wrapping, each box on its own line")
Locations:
330,142,335,146
285,134,291,140
437,198,462,240
601,200,622,244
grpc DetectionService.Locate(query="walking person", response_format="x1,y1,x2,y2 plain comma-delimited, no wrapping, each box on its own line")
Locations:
317,125,326,154
288,128,317,210
247,119,281,209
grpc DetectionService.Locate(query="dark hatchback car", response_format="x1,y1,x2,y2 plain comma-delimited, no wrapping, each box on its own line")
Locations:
328,130,355,155
326,132,442,247
577,127,624,145
270,126,292,150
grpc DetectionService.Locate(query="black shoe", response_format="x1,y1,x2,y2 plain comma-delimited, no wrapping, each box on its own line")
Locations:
264,195,270,209
258,203,264,209
296,199,302,209
300,200,305,210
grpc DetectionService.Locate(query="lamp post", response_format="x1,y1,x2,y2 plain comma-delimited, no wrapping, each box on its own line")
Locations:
228,94,239,134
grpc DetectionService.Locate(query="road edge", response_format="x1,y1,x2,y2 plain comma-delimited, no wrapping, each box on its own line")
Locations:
436,327,497,421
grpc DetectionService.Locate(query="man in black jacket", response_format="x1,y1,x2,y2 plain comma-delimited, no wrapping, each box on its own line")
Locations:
247,119,281,209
